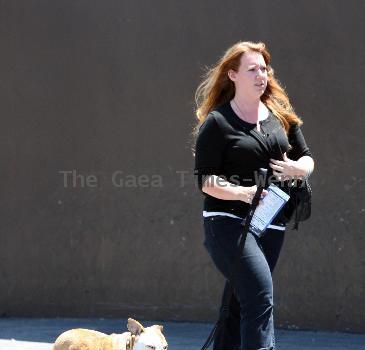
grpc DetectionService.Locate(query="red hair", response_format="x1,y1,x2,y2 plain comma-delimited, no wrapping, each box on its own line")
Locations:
194,41,302,134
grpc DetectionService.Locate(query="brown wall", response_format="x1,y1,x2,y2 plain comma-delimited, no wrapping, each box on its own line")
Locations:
0,0,364,332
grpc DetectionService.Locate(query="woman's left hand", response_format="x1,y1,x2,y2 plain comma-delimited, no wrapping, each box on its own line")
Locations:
269,153,306,180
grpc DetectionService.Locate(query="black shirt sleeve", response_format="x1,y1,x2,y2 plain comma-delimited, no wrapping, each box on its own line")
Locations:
194,113,226,190
287,123,312,161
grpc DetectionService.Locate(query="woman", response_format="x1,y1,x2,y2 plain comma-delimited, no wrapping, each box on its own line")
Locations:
194,41,314,350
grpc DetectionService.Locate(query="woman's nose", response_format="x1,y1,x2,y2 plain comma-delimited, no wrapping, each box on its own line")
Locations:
256,69,266,79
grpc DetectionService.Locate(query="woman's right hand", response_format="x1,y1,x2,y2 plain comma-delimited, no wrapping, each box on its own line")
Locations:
239,185,268,204
202,175,268,203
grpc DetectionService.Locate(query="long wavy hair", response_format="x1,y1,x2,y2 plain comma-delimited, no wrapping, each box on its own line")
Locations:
194,41,302,135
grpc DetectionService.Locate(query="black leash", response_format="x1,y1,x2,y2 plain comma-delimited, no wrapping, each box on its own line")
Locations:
201,168,268,350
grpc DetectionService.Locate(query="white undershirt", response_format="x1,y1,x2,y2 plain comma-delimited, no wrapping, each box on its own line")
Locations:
203,211,285,231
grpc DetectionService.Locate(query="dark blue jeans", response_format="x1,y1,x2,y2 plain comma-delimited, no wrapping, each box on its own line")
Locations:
203,216,285,350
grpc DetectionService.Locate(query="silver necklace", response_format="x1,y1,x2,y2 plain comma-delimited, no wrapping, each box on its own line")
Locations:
232,99,259,126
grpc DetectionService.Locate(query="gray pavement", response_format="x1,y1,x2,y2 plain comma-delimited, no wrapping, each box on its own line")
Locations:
0,318,364,350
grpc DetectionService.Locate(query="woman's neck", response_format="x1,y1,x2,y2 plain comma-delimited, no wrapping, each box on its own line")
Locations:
231,95,263,123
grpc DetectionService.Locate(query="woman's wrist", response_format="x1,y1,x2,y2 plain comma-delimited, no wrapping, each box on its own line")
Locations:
295,164,309,178
295,159,314,179
234,186,253,204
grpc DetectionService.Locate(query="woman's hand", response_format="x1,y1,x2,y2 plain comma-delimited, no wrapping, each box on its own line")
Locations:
202,175,268,204
239,185,268,204
269,153,308,181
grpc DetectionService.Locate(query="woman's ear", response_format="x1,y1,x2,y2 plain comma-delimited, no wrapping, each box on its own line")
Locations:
228,69,236,82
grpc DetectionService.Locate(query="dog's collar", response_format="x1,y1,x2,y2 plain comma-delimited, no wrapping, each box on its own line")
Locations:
126,334,136,350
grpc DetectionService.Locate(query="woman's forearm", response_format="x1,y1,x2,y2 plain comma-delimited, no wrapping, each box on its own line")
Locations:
202,175,253,203
296,156,315,178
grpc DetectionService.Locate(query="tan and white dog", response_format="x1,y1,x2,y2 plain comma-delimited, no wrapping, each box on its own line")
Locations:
53,318,168,350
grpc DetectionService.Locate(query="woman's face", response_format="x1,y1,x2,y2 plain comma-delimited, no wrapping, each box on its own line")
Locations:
228,51,268,99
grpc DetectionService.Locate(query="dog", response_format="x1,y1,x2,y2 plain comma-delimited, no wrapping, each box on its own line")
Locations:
53,318,168,350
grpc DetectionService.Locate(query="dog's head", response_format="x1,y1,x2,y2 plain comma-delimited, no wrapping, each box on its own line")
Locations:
127,318,168,350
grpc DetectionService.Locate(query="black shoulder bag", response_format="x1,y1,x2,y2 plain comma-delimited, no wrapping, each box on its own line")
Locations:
246,119,312,230
271,132,312,230
281,178,312,229
244,124,312,230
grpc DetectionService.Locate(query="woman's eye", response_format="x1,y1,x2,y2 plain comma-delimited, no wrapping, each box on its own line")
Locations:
146,346,155,350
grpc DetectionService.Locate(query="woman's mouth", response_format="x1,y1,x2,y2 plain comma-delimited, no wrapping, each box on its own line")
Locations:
255,81,265,88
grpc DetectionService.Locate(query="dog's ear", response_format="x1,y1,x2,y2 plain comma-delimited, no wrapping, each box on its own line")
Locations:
152,325,163,333
127,318,145,335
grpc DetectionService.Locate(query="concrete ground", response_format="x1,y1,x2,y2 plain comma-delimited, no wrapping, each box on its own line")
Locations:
0,318,364,350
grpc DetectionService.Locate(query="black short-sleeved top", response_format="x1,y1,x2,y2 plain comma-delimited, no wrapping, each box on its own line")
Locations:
194,101,312,220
